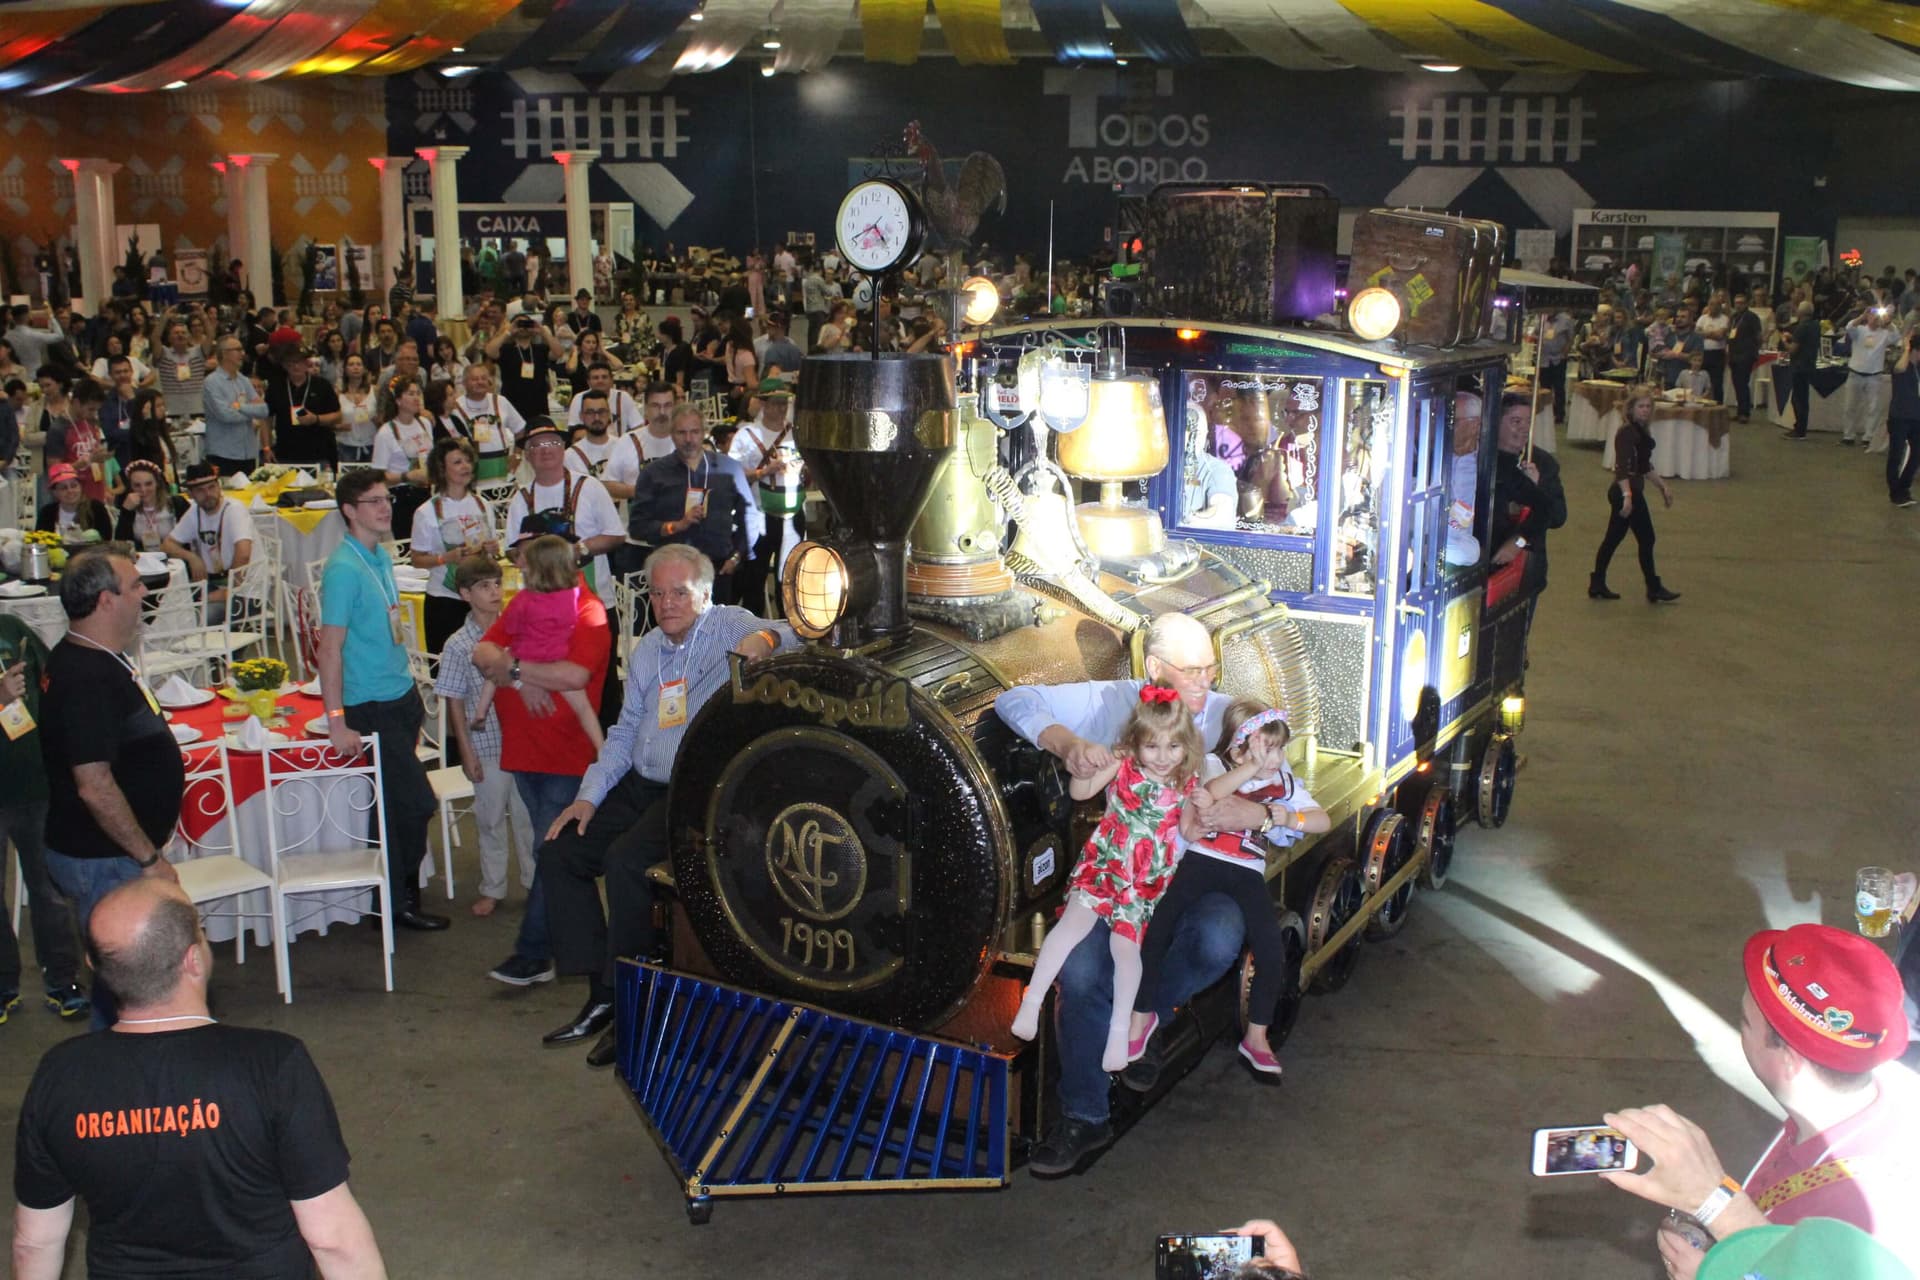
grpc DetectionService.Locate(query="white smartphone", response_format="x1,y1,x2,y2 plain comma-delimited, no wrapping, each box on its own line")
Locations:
1530,1124,1637,1177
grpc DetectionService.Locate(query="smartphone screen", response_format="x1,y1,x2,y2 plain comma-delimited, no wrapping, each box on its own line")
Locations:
1531,1125,1637,1177
1156,1233,1260,1280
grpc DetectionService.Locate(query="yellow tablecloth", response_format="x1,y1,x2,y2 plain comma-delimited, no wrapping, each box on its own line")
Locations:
228,476,338,535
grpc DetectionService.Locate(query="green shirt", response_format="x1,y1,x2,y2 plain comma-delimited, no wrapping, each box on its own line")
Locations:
319,537,413,706
0,615,50,805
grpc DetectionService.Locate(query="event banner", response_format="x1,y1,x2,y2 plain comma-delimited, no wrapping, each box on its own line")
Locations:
1782,235,1828,279
175,249,209,299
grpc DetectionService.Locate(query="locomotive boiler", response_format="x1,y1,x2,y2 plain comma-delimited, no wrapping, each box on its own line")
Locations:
617,218,1535,1225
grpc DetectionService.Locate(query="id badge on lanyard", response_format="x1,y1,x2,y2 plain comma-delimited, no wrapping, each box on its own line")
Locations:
658,677,687,728
0,699,34,741
684,486,706,519
389,605,406,647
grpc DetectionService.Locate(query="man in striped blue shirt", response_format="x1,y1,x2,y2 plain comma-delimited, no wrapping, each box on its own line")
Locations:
531,543,796,1066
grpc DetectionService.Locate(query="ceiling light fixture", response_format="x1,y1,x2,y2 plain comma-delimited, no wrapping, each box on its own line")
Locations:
450,45,464,52
761,62,776,76
762,36,781,48
1419,62,1462,72
1115,57,1128,65
439,64,478,77
689,7,704,19
164,79,188,90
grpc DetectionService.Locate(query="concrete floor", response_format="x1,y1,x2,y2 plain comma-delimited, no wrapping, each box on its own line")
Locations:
5,423,1918,1279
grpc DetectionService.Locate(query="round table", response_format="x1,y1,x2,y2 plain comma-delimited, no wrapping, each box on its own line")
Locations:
170,685,375,944
0,561,189,647
226,478,345,590
1767,361,1851,434
1602,400,1733,480
1567,380,1629,445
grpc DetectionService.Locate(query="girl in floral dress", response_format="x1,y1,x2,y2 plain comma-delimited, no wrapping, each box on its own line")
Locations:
1011,683,1205,1071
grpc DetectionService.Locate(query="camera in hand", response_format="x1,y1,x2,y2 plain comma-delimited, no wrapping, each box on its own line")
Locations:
1530,1124,1637,1177
1156,1233,1260,1280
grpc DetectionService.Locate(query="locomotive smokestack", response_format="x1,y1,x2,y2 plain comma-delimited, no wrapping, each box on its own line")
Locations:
787,353,956,648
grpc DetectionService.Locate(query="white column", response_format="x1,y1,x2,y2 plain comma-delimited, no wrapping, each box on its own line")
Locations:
230,153,278,305
368,156,409,297
415,145,469,317
59,158,120,310
554,151,595,300
216,160,247,292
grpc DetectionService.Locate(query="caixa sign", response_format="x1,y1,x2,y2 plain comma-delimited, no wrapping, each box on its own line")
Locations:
412,205,572,242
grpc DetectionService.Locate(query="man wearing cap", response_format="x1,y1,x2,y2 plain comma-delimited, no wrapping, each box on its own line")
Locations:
202,335,271,476
503,420,625,603
629,405,760,606
163,463,256,626
728,381,801,615
756,313,804,379
264,349,341,468
566,289,601,339
1604,923,1917,1278
565,361,642,436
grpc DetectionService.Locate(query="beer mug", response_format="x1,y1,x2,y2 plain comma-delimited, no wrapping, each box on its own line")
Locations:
1856,866,1895,938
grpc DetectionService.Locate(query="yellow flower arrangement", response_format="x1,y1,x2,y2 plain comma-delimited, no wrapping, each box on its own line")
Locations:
23,531,61,548
229,657,289,693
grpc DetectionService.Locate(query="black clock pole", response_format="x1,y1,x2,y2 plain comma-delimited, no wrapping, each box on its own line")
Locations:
870,271,881,361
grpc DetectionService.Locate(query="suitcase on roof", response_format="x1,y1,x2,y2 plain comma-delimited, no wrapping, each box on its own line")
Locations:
1349,208,1503,347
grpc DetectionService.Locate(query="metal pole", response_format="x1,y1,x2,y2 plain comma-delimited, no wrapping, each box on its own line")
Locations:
1526,310,1544,463
1046,201,1055,318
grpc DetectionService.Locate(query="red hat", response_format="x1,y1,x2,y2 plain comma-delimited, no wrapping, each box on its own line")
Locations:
1743,924,1908,1072
269,325,302,347
47,462,79,485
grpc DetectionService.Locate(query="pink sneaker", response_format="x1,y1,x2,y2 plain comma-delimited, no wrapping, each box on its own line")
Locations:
1126,1013,1159,1063
1238,1037,1282,1077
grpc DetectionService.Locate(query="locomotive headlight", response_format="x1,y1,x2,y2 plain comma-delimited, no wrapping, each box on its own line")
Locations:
782,541,850,639
961,275,1000,326
1348,286,1403,342
1500,694,1525,734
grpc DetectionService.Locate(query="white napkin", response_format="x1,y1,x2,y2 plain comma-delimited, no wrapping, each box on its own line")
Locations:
292,470,315,486
223,473,249,490
156,675,198,704
235,715,270,749
250,496,272,512
135,552,168,576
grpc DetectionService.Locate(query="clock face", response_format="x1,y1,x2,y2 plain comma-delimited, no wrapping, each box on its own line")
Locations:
836,180,924,276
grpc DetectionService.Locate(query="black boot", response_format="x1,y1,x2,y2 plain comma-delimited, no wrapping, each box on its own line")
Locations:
1588,574,1620,600
396,881,450,931
1647,582,1681,603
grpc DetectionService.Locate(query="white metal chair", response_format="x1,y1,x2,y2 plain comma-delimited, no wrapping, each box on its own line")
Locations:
3,593,68,650
137,577,215,685
225,557,284,675
169,739,281,989
408,650,466,898
612,566,653,680
262,736,394,1004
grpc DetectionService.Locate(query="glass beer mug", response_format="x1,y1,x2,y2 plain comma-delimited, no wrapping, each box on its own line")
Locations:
1856,866,1895,939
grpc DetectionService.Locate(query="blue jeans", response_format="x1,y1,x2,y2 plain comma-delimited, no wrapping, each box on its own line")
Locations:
44,849,145,1029
509,772,579,964
1052,891,1245,1125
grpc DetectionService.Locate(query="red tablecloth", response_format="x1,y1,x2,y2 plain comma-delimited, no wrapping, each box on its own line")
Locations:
172,688,335,839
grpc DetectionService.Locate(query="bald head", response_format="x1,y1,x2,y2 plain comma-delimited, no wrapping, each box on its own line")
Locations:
88,879,205,1013
1797,301,1816,318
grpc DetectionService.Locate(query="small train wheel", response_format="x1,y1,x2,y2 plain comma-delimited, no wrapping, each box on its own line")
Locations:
1475,734,1517,829
1360,810,1415,939
1306,856,1366,994
1237,911,1307,1049
686,1198,713,1225
1415,786,1457,890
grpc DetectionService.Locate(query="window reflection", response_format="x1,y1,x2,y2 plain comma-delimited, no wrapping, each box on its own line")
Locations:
1444,388,1484,570
1177,371,1322,534
1334,381,1386,595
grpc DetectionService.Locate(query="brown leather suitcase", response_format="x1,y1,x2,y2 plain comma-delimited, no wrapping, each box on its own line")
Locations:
1349,208,1504,347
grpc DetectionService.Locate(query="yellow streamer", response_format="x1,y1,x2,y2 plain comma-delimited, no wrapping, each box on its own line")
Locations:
934,0,1011,65
862,0,926,65
289,0,514,76
1339,0,1636,73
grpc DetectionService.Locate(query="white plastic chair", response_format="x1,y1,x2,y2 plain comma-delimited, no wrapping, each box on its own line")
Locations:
409,650,467,898
169,739,281,989
262,737,394,1003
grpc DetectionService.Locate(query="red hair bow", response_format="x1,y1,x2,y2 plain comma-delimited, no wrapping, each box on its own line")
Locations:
1139,684,1179,704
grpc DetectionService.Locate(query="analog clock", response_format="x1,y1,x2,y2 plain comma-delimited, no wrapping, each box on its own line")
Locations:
835,179,927,276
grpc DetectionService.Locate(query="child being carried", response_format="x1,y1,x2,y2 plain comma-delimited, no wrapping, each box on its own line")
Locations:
471,534,605,752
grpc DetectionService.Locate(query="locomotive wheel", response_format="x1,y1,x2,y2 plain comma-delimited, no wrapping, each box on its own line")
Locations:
1414,786,1457,890
1475,734,1518,829
1305,856,1366,994
1236,911,1307,1050
1360,810,1416,940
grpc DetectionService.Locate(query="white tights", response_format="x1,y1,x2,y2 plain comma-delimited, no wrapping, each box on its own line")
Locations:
1010,899,1144,1072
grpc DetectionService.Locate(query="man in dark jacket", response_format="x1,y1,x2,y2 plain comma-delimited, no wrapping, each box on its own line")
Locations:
1727,293,1764,422
627,405,761,605
1490,393,1568,596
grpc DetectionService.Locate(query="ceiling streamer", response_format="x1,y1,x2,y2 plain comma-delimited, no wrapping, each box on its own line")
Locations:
196,0,378,82
575,0,704,75
0,7,102,75
1026,0,1111,62
859,0,926,65
677,0,773,70
91,0,306,93
495,0,625,71
774,0,857,73
0,0,234,92
1104,0,1199,64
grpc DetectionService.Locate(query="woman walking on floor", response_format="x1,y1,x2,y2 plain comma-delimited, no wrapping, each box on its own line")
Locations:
1590,387,1681,603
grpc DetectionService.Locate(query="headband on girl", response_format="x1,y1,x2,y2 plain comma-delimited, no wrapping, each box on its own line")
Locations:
125,459,166,484
1139,684,1179,705
1230,707,1289,753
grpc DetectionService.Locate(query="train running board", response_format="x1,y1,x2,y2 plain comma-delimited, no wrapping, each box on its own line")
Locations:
613,961,1013,1222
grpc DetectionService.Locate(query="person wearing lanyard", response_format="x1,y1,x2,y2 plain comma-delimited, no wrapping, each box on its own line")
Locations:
628,405,760,606
450,363,524,484
263,348,341,468
502,421,624,602
507,544,795,1066
37,548,184,1029
315,469,449,933
200,336,272,477
162,463,256,626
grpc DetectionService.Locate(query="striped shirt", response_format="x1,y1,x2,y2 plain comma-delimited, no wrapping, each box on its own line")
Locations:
155,344,208,419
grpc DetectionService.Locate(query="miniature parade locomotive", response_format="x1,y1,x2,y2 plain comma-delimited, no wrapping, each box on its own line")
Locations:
616,191,1531,1222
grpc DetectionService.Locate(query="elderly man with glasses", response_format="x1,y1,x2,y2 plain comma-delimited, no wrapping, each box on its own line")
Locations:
200,336,271,477
496,543,796,1068
992,612,1268,1177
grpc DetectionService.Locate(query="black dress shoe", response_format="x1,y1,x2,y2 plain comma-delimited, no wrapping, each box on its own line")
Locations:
585,1029,617,1069
1027,1115,1114,1177
1647,585,1682,603
397,907,450,931
1588,576,1620,600
543,998,614,1046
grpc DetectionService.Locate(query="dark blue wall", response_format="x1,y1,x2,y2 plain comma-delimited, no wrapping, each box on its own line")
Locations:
385,64,1901,260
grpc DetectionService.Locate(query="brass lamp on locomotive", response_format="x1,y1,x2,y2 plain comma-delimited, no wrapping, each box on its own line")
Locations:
615,188,1532,1222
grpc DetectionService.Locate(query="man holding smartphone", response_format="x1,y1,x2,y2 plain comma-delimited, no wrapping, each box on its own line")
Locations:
1601,924,1914,1279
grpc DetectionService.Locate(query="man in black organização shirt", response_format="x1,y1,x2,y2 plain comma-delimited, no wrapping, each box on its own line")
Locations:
39,547,185,1028
11,877,387,1280
264,348,342,467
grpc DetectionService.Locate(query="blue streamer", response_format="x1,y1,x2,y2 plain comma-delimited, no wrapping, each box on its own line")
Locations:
1486,0,1816,81
1027,0,1113,63
573,0,702,75
1105,0,1198,64
3,0,234,93
495,0,629,73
